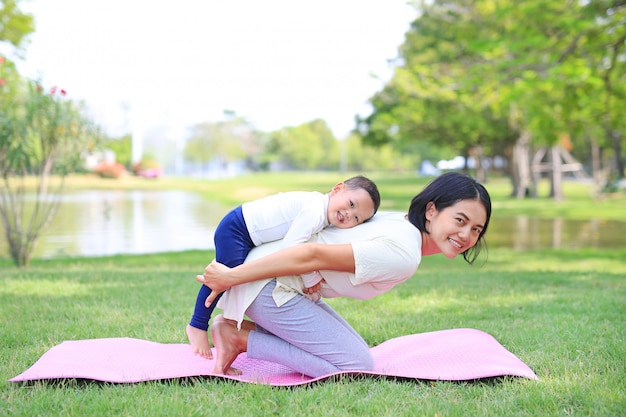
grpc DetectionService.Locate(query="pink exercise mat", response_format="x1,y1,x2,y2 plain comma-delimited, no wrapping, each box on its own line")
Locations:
9,328,538,386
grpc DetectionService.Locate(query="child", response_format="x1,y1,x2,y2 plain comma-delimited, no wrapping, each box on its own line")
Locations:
186,175,381,359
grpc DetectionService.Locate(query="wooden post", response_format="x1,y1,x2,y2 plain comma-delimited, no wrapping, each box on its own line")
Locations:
551,145,563,200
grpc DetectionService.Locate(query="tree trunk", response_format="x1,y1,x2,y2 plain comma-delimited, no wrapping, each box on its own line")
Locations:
471,145,486,183
590,137,603,191
611,130,624,178
511,131,531,198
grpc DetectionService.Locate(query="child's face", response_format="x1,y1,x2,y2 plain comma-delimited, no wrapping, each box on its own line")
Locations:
327,184,375,229
425,199,487,259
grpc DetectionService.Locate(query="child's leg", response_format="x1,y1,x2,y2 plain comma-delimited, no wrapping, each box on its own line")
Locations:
187,206,254,357
189,206,254,330
189,285,223,330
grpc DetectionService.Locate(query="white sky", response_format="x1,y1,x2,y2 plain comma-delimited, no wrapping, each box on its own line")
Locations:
15,0,416,139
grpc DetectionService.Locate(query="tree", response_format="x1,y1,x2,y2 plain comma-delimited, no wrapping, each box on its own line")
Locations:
358,0,518,182
360,0,625,198
486,0,625,197
261,119,340,170
579,0,626,180
0,0,34,56
340,133,423,172
103,134,132,168
0,73,99,267
184,112,261,173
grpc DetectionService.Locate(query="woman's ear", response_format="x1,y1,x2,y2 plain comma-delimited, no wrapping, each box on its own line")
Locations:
425,201,436,220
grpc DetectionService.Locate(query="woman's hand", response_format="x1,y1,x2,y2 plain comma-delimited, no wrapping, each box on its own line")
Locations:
196,260,233,306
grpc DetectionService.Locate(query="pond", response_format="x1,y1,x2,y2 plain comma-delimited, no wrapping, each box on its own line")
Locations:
487,215,625,251
0,190,230,260
0,190,624,261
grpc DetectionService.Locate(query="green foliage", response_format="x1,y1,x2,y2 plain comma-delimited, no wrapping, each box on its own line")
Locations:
261,119,340,170
1,77,98,176
340,134,422,172
103,134,132,167
0,0,35,54
361,0,626,178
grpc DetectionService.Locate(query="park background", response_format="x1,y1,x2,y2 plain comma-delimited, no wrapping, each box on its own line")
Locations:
1,1,625,416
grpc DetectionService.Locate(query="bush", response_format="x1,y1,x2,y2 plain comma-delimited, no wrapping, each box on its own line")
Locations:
93,162,127,179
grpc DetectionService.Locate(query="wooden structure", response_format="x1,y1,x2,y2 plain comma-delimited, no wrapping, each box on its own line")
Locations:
530,145,591,199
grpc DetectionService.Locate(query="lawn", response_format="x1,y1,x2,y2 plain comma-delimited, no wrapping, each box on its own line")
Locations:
1,172,624,416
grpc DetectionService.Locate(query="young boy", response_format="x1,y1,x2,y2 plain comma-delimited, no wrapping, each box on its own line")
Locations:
186,175,381,359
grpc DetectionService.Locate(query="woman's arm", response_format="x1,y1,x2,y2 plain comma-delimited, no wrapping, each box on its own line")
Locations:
197,242,355,304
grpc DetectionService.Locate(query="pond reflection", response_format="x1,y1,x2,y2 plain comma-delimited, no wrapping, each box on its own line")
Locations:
0,190,230,260
0,190,624,260
488,216,625,251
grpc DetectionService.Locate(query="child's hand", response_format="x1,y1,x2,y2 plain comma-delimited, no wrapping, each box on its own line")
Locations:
303,279,325,294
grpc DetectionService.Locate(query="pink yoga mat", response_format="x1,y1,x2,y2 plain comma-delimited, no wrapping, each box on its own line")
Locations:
9,328,538,386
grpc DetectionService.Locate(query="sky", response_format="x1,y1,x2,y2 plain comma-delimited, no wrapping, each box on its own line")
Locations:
14,0,416,140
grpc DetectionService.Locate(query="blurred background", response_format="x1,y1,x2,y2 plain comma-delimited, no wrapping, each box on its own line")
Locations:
1,0,624,265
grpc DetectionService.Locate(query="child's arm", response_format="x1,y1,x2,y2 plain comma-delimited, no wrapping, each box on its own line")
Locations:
280,192,329,248
301,270,324,300
303,278,324,295
301,270,323,288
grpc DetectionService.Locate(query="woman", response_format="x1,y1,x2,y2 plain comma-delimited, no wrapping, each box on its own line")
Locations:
197,172,491,377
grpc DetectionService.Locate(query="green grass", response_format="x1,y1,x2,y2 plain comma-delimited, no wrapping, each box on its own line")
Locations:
1,249,623,416
1,172,625,416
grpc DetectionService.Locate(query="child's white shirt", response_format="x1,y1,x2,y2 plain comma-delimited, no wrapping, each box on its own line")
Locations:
241,191,329,287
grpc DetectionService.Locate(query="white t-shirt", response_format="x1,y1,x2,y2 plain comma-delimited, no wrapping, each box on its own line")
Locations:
241,191,329,287
218,211,422,328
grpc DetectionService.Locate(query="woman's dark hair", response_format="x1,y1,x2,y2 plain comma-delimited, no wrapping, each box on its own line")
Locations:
407,172,491,264
344,175,381,214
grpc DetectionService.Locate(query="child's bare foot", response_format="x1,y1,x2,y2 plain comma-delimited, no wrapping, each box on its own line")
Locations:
210,317,249,375
186,324,213,360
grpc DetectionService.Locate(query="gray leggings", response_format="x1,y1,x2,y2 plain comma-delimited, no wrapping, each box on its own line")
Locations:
245,279,374,378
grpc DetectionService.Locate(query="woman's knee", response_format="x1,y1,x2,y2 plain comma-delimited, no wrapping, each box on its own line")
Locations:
342,347,374,372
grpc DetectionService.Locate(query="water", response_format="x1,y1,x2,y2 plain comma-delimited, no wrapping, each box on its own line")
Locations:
0,190,624,260
1,190,230,259
487,216,625,251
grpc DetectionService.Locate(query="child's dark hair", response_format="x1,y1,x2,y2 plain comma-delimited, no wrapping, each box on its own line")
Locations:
344,175,381,214
407,172,491,264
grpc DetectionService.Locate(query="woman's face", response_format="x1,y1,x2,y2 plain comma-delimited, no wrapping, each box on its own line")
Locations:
425,199,487,259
